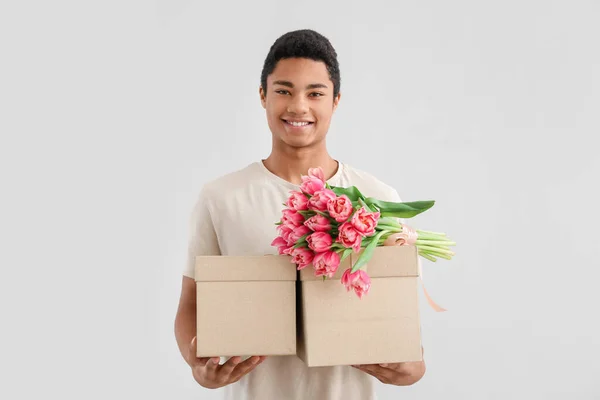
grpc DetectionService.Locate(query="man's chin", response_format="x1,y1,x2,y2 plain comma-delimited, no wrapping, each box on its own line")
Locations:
278,136,318,149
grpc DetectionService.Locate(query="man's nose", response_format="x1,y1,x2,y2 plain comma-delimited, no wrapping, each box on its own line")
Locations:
287,95,309,114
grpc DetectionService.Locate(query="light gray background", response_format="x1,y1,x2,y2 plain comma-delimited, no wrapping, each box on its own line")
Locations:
1,1,599,399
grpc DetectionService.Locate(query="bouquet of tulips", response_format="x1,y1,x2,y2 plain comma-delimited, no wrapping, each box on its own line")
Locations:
271,167,455,298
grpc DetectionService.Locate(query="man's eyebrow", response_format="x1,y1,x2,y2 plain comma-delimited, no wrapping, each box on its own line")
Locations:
273,80,328,90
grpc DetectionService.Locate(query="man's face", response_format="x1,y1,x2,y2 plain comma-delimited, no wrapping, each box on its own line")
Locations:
260,57,340,150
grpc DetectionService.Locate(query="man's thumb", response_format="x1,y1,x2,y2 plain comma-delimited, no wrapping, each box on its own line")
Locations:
187,336,197,365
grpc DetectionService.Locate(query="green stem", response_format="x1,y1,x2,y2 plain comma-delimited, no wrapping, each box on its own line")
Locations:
376,224,401,232
418,249,453,260
416,236,455,242
378,217,403,228
417,229,446,236
417,245,455,255
416,232,443,241
416,240,456,246
419,252,437,262
423,251,452,261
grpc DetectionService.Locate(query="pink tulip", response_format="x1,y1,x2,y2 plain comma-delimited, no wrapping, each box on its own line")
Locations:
308,189,337,212
308,167,325,182
291,247,314,270
327,195,354,222
277,224,293,243
271,236,292,255
300,175,325,196
337,222,363,252
288,225,310,245
351,207,381,236
306,232,333,253
281,208,305,228
341,268,372,299
313,250,341,278
304,214,331,232
286,190,309,211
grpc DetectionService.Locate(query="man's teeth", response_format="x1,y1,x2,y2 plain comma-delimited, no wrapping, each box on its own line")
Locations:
287,121,311,127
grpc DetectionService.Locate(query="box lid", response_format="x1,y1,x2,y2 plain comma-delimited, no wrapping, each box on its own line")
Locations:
299,245,419,281
195,254,297,282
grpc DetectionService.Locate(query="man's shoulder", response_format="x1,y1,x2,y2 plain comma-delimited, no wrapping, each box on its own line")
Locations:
341,163,402,202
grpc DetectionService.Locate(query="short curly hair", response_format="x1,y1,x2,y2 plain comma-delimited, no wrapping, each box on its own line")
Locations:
260,29,341,98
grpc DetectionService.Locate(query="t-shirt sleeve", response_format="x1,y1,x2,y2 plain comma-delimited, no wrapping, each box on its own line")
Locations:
183,187,221,279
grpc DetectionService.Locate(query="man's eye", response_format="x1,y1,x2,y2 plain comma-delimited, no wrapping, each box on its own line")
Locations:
310,93,324,97
276,90,290,95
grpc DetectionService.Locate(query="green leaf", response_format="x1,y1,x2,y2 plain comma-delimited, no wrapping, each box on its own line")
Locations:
298,210,316,218
314,210,329,217
340,247,353,262
293,234,310,248
366,199,435,218
331,185,365,202
358,197,376,212
351,230,385,273
377,216,402,228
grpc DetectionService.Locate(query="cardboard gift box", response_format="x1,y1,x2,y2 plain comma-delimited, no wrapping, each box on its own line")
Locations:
296,245,423,367
194,254,297,358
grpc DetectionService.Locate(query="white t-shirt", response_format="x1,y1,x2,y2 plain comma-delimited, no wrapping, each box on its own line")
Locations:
184,160,402,400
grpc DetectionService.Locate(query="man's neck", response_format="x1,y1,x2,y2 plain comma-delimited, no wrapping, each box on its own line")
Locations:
262,146,339,185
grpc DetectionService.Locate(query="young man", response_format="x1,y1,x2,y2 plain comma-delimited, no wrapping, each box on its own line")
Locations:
175,29,426,399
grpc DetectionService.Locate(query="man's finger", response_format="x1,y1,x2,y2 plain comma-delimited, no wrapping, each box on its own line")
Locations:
203,356,220,380
352,365,379,379
197,357,210,367
357,364,388,376
230,356,264,380
188,337,219,367
197,356,219,367
188,337,198,365
218,356,242,379
354,364,396,383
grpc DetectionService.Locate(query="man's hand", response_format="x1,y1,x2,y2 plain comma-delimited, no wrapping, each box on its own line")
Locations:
187,336,266,389
351,347,426,386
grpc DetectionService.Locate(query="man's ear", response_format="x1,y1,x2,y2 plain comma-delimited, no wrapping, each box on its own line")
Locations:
333,92,341,112
259,86,266,109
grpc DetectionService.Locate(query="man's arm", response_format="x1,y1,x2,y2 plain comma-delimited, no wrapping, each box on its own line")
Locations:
177,185,217,365
174,275,198,367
